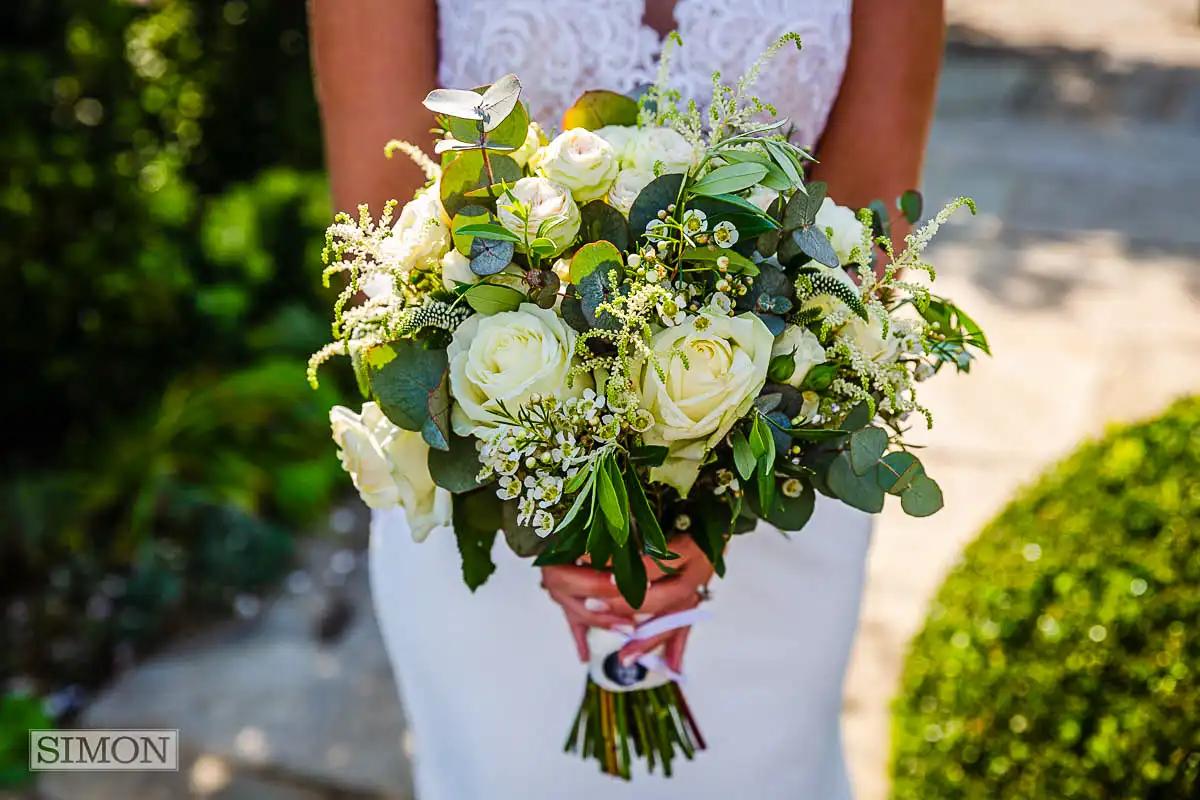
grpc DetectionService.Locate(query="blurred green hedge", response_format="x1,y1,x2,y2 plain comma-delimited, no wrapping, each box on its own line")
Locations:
892,397,1200,797
1,1,346,688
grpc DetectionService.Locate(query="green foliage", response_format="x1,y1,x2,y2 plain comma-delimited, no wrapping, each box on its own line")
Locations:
2,0,337,690
892,397,1200,798
1,693,50,788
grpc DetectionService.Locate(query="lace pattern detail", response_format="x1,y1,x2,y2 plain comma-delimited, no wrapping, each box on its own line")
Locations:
437,0,851,146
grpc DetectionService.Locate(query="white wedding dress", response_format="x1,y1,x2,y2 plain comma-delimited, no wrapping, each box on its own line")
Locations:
371,1,868,797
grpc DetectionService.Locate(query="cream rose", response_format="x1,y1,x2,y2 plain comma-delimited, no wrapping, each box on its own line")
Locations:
593,125,639,166
815,197,867,265
607,168,654,215
771,325,827,388
448,303,591,437
330,403,450,540
839,309,900,364
380,185,450,272
639,312,774,495
537,128,619,203
627,126,697,175
497,177,581,257
440,249,478,291
509,121,546,167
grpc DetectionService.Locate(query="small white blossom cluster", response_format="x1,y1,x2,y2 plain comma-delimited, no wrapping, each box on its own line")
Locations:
475,390,654,536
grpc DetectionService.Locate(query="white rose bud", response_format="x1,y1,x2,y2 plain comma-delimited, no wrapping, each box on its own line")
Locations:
448,304,593,437
509,121,545,168
440,249,478,291
771,325,827,388
380,184,450,272
381,417,453,542
593,125,639,166
627,126,697,175
815,197,868,266
537,128,619,203
639,312,774,495
607,168,654,216
497,177,581,257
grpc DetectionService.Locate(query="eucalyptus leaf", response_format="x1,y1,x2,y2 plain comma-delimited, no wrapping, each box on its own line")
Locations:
792,226,840,269
560,294,591,332
570,240,623,285
428,434,484,493
579,201,630,251
901,475,944,517
868,200,891,241
689,163,769,196
369,340,449,433
423,87,487,120
465,283,525,315
827,451,886,513
561,90,640,130
451,205,495,256
469,235,515,276
422,372,451,451
754,393,783,414
899,189,923,224
783,180,827,230
849,426,888,476
629,173,684,243
440,151,522,217
577,267,624,330
874,451,925,495
767,479,815,531
756,312,786,336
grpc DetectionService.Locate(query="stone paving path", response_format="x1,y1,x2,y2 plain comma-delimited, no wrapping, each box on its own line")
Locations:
36,19,1200,800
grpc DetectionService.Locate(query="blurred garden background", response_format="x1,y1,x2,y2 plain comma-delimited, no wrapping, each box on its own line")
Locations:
3,1,1200,798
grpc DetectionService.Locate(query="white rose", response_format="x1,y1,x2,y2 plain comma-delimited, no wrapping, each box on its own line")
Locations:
380,418,453,542
448,303,592,437
537,128,619,203
747,184,779,212
509,121,545,167
771,325,827,389
815,197,867,265
440,249,478,291
839,308,900,364
330,403,400,510
497,177,581,257
607,168,654,215
627,126,697,175
593,125,639,166
639,313,774,495
329,403,450,540
380,185,450,272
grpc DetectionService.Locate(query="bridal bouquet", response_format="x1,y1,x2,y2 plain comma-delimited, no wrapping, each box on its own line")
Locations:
310,35,987,780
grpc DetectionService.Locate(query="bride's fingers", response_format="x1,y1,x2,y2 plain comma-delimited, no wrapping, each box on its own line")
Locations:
541,564,624,599
617,629,675,666
568,619,589,662
605,575,704,617
664,626,692,673
548,589,634,630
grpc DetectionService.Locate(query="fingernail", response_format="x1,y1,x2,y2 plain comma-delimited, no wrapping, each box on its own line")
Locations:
584,598,610,613
621,654,638,668
633,613,652,624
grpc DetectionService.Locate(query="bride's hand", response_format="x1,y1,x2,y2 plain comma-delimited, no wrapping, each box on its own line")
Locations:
540,536,714,670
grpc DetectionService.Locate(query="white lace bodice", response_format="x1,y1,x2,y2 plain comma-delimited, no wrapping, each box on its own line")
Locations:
437,0,852,147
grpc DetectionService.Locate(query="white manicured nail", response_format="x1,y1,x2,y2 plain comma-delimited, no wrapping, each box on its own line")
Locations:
584,598,610,613
634,613,652,624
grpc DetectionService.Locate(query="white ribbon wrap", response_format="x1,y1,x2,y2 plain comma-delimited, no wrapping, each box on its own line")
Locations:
585,608,713,693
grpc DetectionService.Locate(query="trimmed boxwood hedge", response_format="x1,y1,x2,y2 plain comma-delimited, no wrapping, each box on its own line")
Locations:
892,396,1200,798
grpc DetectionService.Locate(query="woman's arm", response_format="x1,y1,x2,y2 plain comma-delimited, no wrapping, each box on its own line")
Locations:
308,0,440,214
809,0,945,240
